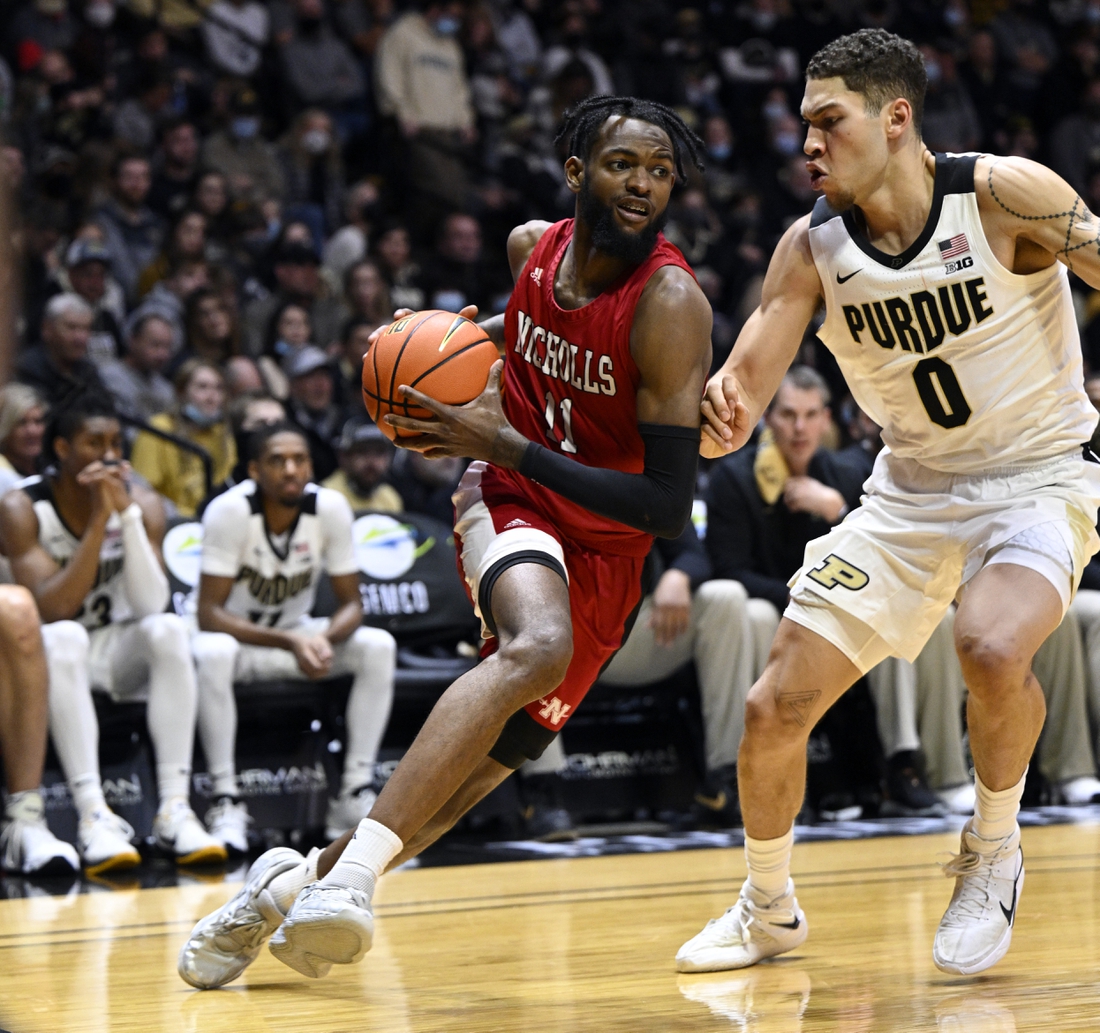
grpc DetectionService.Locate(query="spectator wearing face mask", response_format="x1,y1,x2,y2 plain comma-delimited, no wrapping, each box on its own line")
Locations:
375,1,476,214
201,87,287,206
130,360,237,517
279,0,367,114
277,108,346,238
322,419,403,513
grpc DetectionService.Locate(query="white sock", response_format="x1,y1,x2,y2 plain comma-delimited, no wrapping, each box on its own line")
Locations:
341,629,395,796
70,774,107,823
5,789,44,824
144,616,199,808
156,764,192,806
971,768,1025,845
745,828,794,900
321,818,403,898
210,769,239,800
269,847,320,914
193,632,240,800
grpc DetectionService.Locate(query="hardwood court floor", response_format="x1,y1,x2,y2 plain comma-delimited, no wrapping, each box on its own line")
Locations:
3,823,1100,1032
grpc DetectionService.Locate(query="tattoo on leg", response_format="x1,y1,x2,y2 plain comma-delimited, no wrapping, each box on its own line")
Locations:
777,690,821,728
987,160,1100,272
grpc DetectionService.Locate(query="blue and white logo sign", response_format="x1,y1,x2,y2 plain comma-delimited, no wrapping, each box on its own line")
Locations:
353,514,433,580
163,521,204,587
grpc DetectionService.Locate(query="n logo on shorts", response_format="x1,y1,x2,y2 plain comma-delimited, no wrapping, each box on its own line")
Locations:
538,696,572,726
807,554,870,591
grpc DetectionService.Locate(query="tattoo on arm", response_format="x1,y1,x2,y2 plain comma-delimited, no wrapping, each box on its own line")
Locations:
777,689,821,728
987,160,1100,271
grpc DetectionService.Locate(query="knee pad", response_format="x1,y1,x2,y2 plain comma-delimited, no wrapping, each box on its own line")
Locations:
488,709,559,769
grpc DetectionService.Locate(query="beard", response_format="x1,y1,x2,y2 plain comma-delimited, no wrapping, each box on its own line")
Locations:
578,178,668,264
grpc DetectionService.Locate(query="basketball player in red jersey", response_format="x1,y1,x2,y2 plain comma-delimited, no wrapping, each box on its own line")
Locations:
178,96,713,988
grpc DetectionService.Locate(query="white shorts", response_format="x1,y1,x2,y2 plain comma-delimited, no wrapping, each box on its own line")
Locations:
84,614,187,702
188,615,377,682
786,450,1100,673
452,461,568,639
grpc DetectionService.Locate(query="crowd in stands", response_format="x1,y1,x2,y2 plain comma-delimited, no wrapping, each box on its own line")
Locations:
11,0,1100,870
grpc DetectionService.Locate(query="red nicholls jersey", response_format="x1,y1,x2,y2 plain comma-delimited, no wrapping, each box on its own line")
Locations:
482,218,695,557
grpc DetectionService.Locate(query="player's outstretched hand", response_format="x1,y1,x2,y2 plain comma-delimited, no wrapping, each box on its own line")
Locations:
700,373,753,458
384,360,528,467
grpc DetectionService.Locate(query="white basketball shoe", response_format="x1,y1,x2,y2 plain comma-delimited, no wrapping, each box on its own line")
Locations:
178,846,305,988
324,787,377,841
78,808,141,876
933,820,1024,975
154,798,228,866
204,797,250,855
676,879,808,972
1,816,79,876
269,882,375,978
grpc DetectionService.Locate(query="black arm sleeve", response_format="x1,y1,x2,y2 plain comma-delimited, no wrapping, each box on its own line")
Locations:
518,422,699,539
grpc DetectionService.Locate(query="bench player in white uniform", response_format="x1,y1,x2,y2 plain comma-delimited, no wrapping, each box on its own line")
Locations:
190,422,395,852
0,396,224,873
679,29,1100,977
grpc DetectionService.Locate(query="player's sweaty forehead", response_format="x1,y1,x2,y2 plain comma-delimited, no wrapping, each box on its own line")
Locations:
590,116,675,163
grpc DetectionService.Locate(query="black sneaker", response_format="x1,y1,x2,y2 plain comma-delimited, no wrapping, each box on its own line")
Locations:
881,751,948,817
523,805,577,842
693,766,742,828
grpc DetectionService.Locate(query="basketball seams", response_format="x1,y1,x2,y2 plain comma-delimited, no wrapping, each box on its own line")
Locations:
409,337,494,390
362,311,494,441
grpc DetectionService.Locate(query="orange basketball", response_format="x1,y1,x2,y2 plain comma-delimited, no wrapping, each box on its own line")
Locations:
362,310,498,442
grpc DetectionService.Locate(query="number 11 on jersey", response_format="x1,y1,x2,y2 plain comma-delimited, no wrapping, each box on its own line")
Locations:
543,391,578,453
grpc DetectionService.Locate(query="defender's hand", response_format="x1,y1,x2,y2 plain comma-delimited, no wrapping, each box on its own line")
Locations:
384,360,527,468
700,373,752,458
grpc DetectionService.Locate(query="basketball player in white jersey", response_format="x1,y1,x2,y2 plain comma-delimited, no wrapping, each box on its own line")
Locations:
187,422,395,855
0,395,225,873
678,28,1100,977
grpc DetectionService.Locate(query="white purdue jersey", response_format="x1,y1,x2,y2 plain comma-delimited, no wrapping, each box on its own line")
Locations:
809,152,1098,474
200,480,359,629
22,475,133,629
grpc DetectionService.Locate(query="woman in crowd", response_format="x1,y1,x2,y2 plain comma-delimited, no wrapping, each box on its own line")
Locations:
343,258,391,328
137,209,208,298
130,359,236,517
0,386,46,497
371,221,424,311
176,287,240,370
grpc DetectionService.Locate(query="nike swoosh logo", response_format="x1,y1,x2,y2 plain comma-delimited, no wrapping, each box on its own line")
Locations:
769,916,801,930
694,791,727,811
1000,869,1020,927
837,269,862,284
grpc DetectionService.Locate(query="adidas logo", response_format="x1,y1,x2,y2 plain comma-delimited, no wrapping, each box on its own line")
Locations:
503,518,530,529
530,266,543,286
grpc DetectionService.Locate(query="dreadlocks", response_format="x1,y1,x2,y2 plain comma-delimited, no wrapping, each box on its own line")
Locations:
554,96,706,181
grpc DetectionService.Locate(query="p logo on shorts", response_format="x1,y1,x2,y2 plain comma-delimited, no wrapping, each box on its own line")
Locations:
807,554,870,592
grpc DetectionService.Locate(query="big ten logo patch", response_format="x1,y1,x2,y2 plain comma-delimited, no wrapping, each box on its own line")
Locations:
807,554,870,591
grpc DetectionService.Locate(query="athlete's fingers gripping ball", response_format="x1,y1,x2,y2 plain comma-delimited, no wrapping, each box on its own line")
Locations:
362,309,498,442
